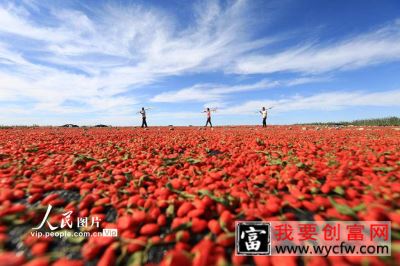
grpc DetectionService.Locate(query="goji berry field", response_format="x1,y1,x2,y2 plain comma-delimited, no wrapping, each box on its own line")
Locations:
0,126,399,266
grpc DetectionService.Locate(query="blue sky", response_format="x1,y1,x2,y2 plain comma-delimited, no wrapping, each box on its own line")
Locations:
0,0,400,126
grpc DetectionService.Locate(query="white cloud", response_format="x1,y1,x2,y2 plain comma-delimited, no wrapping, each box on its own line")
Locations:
0,0,270,119
150,80,272,103
1,0,400,125
150,76,327,103
220,90,400,115
203,101,227,109
233,21,400,74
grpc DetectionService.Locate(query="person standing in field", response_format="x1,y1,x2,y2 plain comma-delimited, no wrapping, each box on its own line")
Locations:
260,107,267,127
203,108,216,127
138,107,149,128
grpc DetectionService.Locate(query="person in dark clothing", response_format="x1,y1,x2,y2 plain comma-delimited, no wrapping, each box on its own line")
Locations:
138,107,149,128
260,107,267,127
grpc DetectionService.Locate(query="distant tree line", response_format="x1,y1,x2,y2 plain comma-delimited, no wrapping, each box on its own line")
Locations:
300,116,400,126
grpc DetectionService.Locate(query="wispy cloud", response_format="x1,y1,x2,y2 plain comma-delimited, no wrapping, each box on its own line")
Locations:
150,76,328,103
0,0,269,116
1,0,399,125
151,79,273,103
220,89,400,114
233,20,400,74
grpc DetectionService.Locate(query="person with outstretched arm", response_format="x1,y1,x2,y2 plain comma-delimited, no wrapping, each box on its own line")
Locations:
203,108,216,127
260,107,267,127
138,107,150,128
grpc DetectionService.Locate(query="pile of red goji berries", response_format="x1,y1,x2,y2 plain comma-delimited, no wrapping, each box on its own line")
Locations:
0,126,399,265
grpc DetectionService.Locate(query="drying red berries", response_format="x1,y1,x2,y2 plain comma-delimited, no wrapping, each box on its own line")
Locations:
0,126,398,265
